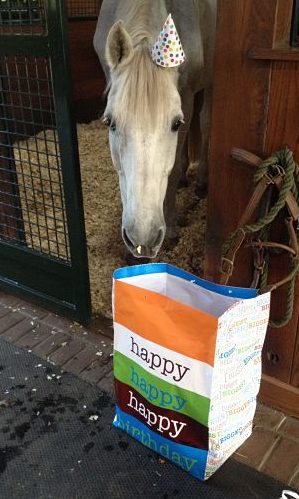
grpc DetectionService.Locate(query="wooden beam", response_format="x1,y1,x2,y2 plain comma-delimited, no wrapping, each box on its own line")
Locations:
259,374,299,418
248,46,299,61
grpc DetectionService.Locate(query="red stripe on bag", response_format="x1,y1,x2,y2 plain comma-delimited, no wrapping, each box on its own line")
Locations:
115,378,209,450
114,280,218,366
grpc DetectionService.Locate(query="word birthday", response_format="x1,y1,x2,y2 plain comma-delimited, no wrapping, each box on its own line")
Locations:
116,412,199,474
130,336,190,382
130,366,187,411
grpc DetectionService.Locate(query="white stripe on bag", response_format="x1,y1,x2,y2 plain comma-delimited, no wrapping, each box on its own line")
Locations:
114,322,213,398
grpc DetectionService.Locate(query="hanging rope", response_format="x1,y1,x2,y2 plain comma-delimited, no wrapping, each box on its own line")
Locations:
221,147,299,328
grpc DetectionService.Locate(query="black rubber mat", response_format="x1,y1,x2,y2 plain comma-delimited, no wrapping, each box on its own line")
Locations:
0,337,297,499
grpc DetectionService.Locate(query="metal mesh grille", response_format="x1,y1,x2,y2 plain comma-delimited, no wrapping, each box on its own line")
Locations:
291,0,299,46
67,0,101,18
0,0,47,35
0,55,70,261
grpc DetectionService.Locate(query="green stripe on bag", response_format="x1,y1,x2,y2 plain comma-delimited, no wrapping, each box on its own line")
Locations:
114,350,210,427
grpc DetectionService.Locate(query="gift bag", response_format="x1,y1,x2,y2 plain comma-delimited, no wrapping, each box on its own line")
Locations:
112,263,271,481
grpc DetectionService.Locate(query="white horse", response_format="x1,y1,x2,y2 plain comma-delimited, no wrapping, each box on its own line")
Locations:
94,0,217,258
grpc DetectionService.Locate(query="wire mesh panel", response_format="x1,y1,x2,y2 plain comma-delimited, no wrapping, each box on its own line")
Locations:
67,0,101,19
0,0,47,35
0,0,91,323
291,0,299,46
0,55,69,260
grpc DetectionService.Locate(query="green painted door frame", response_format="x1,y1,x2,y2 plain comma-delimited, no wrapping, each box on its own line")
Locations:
0,0,91,324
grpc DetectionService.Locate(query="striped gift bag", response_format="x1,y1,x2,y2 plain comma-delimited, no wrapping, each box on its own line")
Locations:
112,263,270,481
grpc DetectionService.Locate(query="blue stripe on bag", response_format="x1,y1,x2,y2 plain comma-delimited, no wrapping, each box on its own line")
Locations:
113,263,258,299
114,405,208,481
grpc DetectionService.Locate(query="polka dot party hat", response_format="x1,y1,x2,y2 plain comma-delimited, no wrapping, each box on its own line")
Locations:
150,13,186,68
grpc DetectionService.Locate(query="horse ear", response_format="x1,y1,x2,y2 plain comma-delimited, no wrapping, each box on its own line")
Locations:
106,21,133,70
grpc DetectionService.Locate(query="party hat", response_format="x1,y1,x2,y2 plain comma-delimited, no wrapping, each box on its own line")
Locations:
150,14,186,68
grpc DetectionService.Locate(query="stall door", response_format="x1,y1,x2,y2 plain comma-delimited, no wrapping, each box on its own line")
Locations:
205,0,299,416
0,0,91,324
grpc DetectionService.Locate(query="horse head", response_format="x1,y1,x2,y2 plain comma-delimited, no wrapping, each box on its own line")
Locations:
103,17,185,258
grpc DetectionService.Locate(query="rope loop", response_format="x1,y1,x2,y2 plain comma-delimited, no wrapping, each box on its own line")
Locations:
221,146,299,328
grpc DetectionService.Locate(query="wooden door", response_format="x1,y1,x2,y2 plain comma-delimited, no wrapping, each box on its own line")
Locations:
205,0,299,417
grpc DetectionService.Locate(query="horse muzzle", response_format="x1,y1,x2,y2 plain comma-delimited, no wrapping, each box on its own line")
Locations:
122,226,165,259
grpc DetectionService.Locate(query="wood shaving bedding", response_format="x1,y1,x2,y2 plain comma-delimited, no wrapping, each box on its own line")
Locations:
15,120,206,318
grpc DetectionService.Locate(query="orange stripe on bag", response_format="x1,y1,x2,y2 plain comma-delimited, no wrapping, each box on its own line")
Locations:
114,280,218,366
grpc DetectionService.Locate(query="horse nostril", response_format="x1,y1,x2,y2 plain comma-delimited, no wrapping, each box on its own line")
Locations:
122,229,135,251
152,227,165,249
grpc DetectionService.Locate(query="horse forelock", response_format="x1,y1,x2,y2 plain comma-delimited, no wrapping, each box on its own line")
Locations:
110,47,179,130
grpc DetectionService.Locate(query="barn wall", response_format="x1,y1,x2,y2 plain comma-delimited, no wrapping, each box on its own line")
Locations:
69,19,106,122
205,0,299,416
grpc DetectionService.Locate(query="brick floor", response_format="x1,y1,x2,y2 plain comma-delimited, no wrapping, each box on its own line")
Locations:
0,295,114,395
0,292,299,490
233,427,279,469
290,469,299,491
280,417,299,441
16,323,55,350
0,317,35,342
0,311,26,336
260,437,299,484
49,338,85,365
253,402,286,430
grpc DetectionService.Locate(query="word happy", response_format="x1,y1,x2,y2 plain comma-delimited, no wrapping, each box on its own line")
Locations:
130,336,190,382
130,366,187,411
128,391,187,439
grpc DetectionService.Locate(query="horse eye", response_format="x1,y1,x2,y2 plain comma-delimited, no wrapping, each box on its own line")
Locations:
171,119,184,132
103,116,117,132
103,116,111,127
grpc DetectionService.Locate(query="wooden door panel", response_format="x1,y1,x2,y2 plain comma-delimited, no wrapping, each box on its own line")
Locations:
205,0,277,284
291,288,299,386
265,62,299,154
262,60,299,384
205,0,299,411
275,0,294,46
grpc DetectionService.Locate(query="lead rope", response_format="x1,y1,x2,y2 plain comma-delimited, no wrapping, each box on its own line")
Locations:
221,147,299,328
255,148,299,328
